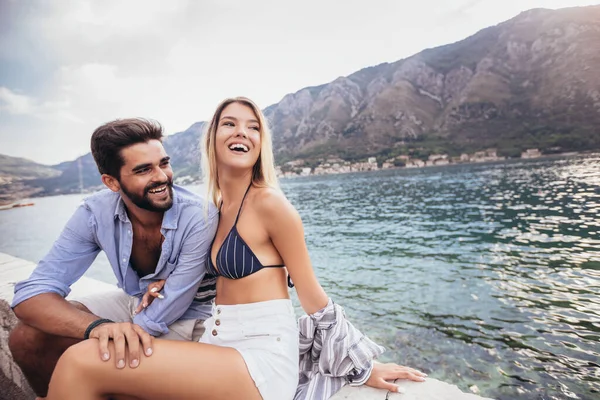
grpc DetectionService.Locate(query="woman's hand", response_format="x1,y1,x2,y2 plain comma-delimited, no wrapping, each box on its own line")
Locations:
365,361,427,393
134,279,166,314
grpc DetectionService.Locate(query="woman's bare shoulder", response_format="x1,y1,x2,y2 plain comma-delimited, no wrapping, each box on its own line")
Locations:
252,186,298,220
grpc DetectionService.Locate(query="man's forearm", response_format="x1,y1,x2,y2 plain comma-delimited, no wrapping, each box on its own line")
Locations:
13,293,100,339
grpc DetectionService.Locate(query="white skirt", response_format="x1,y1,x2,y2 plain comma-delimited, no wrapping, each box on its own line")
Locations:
199,299,299,400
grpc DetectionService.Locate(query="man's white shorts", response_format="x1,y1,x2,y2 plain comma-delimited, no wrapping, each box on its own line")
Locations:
70,288,204,341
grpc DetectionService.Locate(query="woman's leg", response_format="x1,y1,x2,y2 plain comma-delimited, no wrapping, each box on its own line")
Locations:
46,338,263,400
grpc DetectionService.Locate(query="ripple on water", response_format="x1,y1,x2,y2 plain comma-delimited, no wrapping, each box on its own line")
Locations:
285,154,600,400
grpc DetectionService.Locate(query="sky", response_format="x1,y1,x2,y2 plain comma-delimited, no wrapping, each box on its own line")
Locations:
1,0,598,165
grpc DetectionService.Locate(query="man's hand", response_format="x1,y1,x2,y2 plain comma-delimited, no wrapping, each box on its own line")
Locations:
134,279,166,315
365,362,427,393
88,322,153,369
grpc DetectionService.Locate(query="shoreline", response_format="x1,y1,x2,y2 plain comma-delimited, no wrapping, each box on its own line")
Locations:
0,151,593,205
276,150,589,180
0,252,493,400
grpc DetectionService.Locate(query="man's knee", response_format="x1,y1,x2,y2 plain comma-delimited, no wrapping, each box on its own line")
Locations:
9,321,81,367
8,322,45,363
10,302,90,363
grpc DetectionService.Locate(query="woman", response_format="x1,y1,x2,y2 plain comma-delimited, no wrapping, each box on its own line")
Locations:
47,97,425,400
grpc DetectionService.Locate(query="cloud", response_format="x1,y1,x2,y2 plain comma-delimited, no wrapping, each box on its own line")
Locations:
0,86,82,123
1,0,598,164
0,87,34,114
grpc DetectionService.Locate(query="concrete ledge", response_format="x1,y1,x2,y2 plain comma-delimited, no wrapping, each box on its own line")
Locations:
331,379,493,399
0,252,117,400
0,252,493,399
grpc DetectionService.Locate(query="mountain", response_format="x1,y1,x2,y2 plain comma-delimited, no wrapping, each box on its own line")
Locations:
162,122,205,179
265,5,600,162
0,154,61,180
6,5,600,198
50,160,76,173
162,4,600,171
0,154,61,204
29,153,102,197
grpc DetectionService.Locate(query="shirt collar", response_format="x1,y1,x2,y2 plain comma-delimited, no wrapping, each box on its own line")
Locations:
114,197,128,222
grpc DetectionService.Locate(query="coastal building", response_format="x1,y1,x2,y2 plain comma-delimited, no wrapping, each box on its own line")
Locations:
275,147,514,177
468,149,503,163
285,159,306,167
426,154,449,166
406,159,426,168
521,148,542,158
300,167,312,176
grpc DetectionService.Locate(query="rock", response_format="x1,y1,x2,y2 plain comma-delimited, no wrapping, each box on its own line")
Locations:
0,252,496,400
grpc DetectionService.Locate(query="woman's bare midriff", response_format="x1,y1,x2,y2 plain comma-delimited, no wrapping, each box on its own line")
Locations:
214,267,291,305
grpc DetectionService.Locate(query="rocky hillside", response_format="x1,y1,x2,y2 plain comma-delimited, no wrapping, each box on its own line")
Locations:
5,5,600,198
265,5,600,162
0,155,60,180
0,155,61,204
28,153,103,197
163,122,205,179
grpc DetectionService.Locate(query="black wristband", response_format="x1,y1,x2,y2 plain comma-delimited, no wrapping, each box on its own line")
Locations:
84,318,113,340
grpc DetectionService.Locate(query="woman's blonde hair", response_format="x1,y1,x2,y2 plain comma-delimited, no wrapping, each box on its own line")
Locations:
201,97,279,207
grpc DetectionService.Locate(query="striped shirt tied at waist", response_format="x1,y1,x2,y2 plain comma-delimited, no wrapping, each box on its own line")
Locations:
295,298,385,400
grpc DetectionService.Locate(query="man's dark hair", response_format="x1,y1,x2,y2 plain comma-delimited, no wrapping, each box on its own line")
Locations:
91,118,163,179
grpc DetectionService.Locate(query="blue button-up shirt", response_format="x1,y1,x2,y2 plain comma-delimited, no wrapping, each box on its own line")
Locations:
12,185,218,336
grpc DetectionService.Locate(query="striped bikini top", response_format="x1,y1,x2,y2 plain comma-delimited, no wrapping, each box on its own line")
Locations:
206,185,293,287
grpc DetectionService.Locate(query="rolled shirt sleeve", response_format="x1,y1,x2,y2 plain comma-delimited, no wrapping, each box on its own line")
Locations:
12,204,101,308
133,209,218,336
295,298,385,400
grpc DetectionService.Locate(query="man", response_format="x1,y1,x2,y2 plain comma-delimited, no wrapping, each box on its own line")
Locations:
9,118,218,398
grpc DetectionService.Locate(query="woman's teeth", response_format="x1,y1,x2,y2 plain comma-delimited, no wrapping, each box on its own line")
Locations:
229,143,249,152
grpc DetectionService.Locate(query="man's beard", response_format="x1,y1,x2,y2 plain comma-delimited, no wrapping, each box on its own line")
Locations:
120,178,174,212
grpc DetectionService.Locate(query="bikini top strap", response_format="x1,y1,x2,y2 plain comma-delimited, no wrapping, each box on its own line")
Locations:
233,183,253,225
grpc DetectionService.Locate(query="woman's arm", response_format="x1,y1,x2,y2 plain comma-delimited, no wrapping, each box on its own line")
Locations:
259,189,328,314
261,189,427,392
